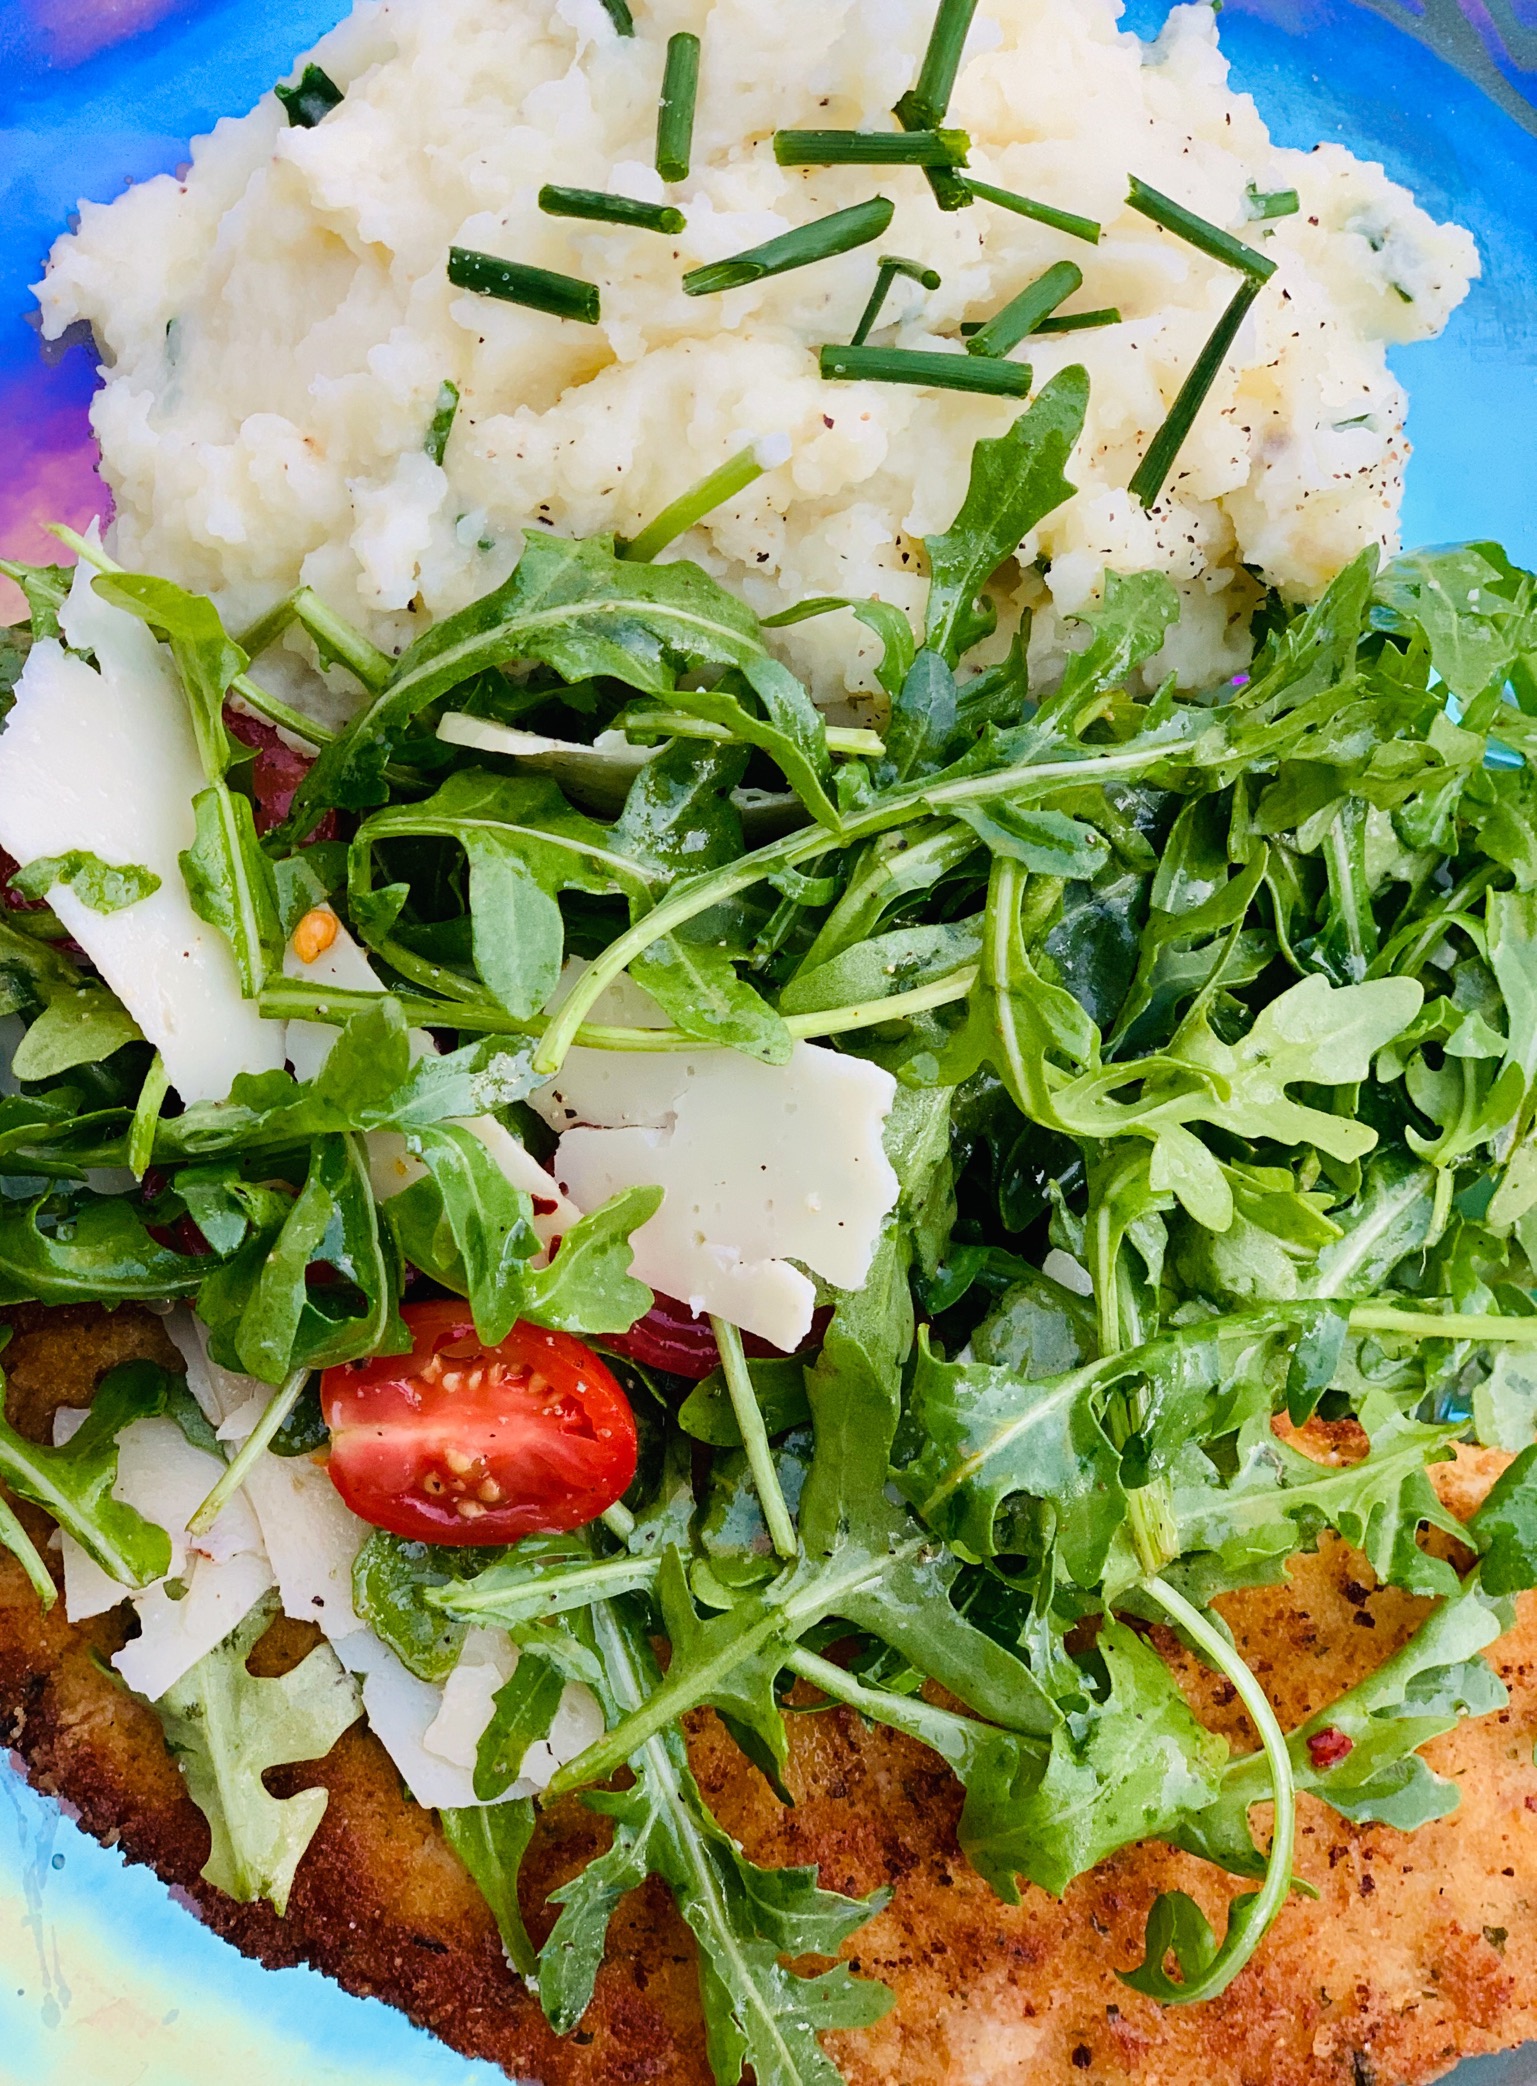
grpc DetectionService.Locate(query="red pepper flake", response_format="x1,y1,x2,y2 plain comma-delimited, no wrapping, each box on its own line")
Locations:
1306,1726,1354,1770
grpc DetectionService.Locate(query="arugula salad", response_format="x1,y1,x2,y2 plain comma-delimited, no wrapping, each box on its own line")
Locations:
1,6,1536,2078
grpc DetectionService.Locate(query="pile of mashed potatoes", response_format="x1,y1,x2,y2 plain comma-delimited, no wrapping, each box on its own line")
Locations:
37,0,1477,708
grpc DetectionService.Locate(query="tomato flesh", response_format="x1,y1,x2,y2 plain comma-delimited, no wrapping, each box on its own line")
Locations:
321,1301,637,1545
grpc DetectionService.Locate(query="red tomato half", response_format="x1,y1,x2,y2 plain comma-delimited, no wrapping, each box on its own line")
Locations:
320,1301,638,1545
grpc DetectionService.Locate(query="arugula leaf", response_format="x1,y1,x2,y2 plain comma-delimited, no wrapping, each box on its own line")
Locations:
1469,1448,1537,1594
0,560,71,642
180,784,283,996
383,1123,540,1345
474,1643,569,1800
9,851,160,914
0,1358,173,1587
352,1531,502,1680
0,1194,204,1307
1053,571,1181,709
292,534,768,818
516,1184,662,1335
924,367,1088,665
0,917,143,1080
1177,1578,1510,1875
656,656,838,830
151,1593,361,1914
441,1801,538,1974
536,1596,892,2082
629,924,793,1063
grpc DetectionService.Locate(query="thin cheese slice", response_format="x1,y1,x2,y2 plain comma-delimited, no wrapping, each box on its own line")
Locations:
173,1313,369,1644
113,1551,276,1703
335,1630,516,1812
530,995,900,1349
0,555,287,1103
422,1628,604,1796
54,1408,266,1622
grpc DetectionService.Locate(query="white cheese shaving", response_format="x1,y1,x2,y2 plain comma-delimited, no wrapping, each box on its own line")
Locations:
0,555,287,1104
51,1402,274,1701
112,1551,276,1704
421,1627,604,1796
530,989,899,1348
334,1630,512,1812
173,1313,368,1643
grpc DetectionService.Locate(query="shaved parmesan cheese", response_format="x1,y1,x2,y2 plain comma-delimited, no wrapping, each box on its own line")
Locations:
113,1551,275,1703
336,1630,513,1812
0,557,286,1104
54,1408,265,1623
530,1014,899,1350
51,1398,274,1700
422,1629,605,1797
176,1315,369,1643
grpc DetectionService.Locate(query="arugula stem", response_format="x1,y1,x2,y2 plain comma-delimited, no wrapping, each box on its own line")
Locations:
127,1054,170,1181
1136,1576,1296,2002
622,436,792,563
624,708,883,756
233,593,299,660
0,1494,57,1610
1347,1305,1537,1343
782,1643,972,1745
51,524,344,754
535,735,1188,1075
601,1501,637,1541
710,1317,798,1560
259,964,979,1052
291,588,394,693
187,1368,309,1536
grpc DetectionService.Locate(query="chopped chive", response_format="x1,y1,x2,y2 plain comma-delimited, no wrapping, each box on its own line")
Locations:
773,128,969,167
621,433,791,562
1245,182,1301,222
539,184,686,235
895,0,980,128
1129,275,1262,510
599,0,634,33
962,178,1100,245
448,247,600,324
893,0,980,209
1033,306,1121,334
684,196,894,296
820,344,1033,397
965,260,1082,359
852,254,942,346
424,380,460,466
1127,175,1276,283
657,33,701,183
275,64,344,129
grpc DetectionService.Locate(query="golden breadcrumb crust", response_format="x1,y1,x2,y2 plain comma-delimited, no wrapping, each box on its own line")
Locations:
1,1303,1534,2086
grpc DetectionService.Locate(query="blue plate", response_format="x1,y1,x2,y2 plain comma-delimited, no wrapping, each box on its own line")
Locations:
0,3,1535,2080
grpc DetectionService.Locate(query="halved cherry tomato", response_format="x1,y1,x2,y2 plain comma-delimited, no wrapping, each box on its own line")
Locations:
603,1291,833,1381
320,1300,637,1545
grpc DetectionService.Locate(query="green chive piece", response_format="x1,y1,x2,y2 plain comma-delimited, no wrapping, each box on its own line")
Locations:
275,64,344,129
621,434,792,562
447,247,601,325
1033,306,1121,334
966,260,1083,359
1245,182,1301,222
1127,175,1277,283
820,344,1033,397
1130,275,1262,510
962,178,1100,245
539,185,686,235
773,128,969,167
599,0,635,34
684,196,894,297
893,0,981,210
896,0,980,128
424,380,460,466
852,254,943,346
657,33,701,183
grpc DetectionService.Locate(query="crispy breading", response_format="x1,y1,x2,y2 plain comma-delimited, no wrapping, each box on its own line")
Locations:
1,1303,1535,2086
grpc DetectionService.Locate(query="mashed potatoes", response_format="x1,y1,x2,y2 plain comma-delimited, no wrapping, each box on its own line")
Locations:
37,0,1476,707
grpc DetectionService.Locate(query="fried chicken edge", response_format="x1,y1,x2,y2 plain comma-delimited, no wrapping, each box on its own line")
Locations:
0,1304,1534,2086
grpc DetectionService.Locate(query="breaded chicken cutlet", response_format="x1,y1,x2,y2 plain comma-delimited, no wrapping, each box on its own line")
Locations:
2,1303,1534,2086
